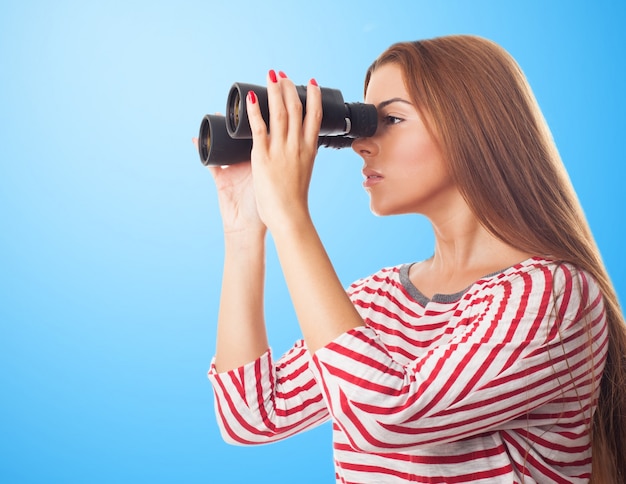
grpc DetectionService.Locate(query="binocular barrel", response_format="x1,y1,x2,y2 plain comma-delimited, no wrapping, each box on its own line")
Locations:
197,114,253,167
198,82,377,166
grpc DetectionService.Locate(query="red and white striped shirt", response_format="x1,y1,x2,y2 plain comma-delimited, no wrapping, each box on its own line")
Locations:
208,257,607,483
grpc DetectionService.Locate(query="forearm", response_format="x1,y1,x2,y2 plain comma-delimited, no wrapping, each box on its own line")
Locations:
214,229,269,372
271,213,364,354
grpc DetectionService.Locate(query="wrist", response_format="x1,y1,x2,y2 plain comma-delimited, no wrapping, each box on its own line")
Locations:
223,227,266,252
264,205,313,238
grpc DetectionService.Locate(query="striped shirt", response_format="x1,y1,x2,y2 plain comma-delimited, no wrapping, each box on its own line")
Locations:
208,257,607,483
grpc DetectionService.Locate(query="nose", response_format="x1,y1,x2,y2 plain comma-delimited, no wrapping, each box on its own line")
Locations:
352,136,378,158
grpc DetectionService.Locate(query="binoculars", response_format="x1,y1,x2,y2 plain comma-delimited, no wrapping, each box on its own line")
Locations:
197,82,378,166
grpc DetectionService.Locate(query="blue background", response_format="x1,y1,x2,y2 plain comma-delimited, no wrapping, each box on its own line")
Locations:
1,1,624,482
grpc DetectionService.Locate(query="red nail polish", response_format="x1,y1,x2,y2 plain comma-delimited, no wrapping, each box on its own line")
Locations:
310,78,318,87
278,71,287,79
248,90,257,104
269,70,277,83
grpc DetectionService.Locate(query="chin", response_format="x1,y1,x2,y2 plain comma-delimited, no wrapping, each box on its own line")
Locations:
370,200,422,218
369,201,385,217
369,203,400,217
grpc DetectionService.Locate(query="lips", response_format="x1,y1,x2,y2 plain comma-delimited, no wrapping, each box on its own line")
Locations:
362,167,384,188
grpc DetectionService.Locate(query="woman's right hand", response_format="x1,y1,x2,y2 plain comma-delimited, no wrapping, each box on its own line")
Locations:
193,138,266,235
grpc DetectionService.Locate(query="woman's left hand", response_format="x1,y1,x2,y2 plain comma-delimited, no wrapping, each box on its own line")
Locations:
245,70,322,233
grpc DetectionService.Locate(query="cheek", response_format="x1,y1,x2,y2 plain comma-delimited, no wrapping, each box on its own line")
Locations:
394,138,440,178
392,139,452,204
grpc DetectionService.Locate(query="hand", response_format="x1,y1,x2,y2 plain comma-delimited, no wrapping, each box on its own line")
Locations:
245,70,322,232
193,137,265,235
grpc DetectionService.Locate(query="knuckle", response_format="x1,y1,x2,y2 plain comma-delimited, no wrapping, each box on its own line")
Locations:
288,99,303,115
250,122,266,137
273,108,288,123
311,108,323,124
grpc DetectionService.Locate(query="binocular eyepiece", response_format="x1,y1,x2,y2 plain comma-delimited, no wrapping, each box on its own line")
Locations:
198,82,377,166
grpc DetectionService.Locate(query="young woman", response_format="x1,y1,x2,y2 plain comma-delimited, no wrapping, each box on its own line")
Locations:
202,36,626,483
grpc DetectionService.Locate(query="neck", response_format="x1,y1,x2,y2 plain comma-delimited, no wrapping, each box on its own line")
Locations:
427,204,530,278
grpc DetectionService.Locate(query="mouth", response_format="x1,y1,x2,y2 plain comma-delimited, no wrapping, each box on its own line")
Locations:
362,167,384,188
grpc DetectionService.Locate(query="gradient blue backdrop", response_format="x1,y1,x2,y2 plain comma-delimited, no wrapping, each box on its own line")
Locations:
1,1,624,482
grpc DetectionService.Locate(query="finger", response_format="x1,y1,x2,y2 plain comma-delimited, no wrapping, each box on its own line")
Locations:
246,89,269,155
303,79,323,150
266,69,288,140
278,72,304,147
192,137,198,149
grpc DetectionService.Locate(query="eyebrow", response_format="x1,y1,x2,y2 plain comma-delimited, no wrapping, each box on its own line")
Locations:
376,97,413,110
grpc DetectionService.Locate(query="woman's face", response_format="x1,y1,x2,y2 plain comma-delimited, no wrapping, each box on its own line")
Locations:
352,63,459,218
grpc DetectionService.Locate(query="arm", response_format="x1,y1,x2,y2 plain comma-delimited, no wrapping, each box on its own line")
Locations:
197,150,269,372
214,227,268,372
197,138,329,443
271,216,365,353
245,72,365,354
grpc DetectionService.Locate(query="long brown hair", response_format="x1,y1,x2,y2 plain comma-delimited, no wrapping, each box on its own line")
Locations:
365,35,626,483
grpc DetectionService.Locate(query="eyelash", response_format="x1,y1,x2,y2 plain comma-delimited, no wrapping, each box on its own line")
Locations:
381,115,403,126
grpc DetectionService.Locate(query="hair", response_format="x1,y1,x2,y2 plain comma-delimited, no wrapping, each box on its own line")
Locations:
364,35,626,483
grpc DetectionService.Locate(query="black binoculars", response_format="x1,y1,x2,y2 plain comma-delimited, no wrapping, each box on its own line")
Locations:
197,82,378,166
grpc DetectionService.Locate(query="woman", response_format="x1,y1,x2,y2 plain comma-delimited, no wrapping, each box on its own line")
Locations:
202,36,626,483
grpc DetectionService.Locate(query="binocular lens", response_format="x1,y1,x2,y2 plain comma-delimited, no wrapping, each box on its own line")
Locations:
228,91,241,134
198,116,211,162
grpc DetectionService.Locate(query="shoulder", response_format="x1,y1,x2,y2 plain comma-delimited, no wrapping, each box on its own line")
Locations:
475,256,603,316
347,264,407,296
487,257,597,292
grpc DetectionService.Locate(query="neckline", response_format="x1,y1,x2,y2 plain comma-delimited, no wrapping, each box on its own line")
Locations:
398,259,531,305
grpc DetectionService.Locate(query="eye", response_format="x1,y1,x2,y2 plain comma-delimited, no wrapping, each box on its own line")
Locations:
382,114,403,126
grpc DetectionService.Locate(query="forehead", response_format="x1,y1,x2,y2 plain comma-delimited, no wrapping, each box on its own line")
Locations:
365,63,408,104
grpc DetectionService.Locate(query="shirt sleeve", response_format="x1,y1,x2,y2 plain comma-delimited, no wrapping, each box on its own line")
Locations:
207,339,330,445
309,262,608,453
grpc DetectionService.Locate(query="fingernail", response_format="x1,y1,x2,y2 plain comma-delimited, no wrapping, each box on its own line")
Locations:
310,78,318,87
248,90,257,104
269,69,277,83
278,71,287,79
